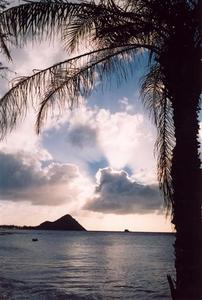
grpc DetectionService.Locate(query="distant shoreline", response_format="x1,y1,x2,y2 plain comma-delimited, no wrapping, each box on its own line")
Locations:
0,226,174,234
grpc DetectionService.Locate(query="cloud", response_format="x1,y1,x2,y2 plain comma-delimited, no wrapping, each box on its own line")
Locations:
96,108,156,174
42,119,103,167
42,104,157,182
118,97,134,113
85,167,163,214
0,151,92,206
68,125,98,148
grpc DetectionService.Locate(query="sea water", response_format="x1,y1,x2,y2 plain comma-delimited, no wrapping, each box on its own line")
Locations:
0,230,175,299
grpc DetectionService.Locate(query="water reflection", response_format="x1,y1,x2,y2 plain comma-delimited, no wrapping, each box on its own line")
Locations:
0,231,174,299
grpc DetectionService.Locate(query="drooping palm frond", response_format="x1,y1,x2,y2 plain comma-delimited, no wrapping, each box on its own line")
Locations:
141,63,175,214
0,0,169,52
74,0,169,51
0,44,145,137
0,0,90,46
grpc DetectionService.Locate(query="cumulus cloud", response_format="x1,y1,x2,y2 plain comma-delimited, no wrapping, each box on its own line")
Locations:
85,168,163,214
0,151,91,206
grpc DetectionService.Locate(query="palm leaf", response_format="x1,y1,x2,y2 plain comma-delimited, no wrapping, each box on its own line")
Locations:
0,1,88,46
0,44,145,137
0,1,11,61
141,63,175,214
0,27,11,60
0,0,168,51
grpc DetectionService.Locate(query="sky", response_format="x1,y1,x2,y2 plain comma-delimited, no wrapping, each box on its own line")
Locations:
0,33,201,232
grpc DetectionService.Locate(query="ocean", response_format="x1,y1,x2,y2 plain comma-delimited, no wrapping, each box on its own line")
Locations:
0,230,175,299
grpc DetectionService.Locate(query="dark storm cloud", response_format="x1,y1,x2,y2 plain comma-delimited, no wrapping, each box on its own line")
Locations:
0,152,44,189
68,125,98,148
0,151,79,205
85,168,163,214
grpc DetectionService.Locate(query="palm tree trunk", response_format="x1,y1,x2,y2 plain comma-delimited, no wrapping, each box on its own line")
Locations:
171,98,201,300
168,55,202,298
162,26,202,298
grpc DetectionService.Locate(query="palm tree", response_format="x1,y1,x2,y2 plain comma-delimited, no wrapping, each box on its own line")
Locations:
0,1,201,299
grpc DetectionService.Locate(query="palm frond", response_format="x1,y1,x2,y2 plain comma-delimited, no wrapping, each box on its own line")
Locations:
141,64,175,213
0,0,12,60
90,1,168,49
0,0,169,52
0,27,11,60
0,1,90,46
35,45,139,132
0,44,144,138
62,7,96,53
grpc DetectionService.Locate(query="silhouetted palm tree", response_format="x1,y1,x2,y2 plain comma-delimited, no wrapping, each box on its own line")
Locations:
0,1,201,299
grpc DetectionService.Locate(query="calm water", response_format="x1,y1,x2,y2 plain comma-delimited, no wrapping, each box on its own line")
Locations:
0,230,175,299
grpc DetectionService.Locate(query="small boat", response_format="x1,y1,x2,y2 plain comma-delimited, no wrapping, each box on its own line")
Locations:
124,229,129,232
32,238,38,242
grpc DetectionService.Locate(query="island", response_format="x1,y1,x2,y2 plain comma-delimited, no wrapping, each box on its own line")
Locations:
0,214,86,231
35,214,86,231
